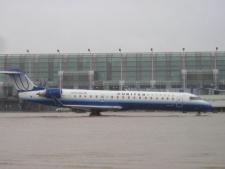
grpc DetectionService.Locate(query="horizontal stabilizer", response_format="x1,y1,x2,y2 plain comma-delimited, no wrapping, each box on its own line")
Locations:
0,71,21,74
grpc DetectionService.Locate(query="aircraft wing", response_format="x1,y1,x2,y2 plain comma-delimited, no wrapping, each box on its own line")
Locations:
64,104,122,112
0,71,21,74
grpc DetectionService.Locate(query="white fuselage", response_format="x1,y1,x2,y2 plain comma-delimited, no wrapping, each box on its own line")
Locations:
19,89,212,112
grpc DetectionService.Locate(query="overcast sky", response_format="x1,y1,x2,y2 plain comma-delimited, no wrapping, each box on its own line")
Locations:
0,0,225,53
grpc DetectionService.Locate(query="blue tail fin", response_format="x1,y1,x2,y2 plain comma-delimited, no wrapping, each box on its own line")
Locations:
0,69,44,92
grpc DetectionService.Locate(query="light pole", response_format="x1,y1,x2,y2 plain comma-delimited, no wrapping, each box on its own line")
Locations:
213,47,219,89
88,48,93,71
181,48,186,92
26,49,31,76
119,48,123,90
88,48,94,90
57,49,63,90
150,48,155,89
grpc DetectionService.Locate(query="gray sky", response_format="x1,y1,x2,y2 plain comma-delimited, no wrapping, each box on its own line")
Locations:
0,0,225,53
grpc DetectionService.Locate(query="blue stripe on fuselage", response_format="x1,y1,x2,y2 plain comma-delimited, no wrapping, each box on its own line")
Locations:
23,98,212,112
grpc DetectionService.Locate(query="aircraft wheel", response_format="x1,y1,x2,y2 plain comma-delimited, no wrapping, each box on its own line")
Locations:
196,111,201,116
90,110,101,116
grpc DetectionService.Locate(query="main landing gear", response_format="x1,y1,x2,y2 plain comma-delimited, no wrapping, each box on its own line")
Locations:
90,110,102,117
196,111,201,116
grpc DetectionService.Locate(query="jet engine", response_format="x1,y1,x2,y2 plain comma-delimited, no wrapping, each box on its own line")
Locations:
37,88,61,98
45,88,61,98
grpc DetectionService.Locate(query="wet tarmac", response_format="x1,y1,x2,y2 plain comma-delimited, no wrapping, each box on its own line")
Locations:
0,112,225,169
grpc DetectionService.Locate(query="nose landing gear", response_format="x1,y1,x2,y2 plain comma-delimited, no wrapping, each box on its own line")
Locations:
90,110,102,116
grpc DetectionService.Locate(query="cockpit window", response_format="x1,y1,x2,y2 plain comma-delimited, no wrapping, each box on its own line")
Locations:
190,96,201,100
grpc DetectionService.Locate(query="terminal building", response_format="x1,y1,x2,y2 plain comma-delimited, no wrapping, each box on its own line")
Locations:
0,50,225,111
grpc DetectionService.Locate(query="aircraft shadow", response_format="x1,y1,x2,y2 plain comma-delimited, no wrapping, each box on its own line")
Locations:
0,112,209,119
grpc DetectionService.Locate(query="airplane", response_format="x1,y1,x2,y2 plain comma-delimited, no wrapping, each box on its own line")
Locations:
0,69,213,116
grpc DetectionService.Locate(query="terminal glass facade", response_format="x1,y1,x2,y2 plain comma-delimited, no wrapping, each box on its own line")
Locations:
0,51,225,97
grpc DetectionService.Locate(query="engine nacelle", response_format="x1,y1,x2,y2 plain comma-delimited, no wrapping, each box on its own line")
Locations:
45,88,61,98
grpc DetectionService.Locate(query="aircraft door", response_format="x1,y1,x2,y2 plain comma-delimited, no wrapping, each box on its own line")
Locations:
176,97,183,110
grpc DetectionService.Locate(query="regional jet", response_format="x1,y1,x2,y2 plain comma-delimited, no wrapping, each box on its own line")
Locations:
0,70,213,116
